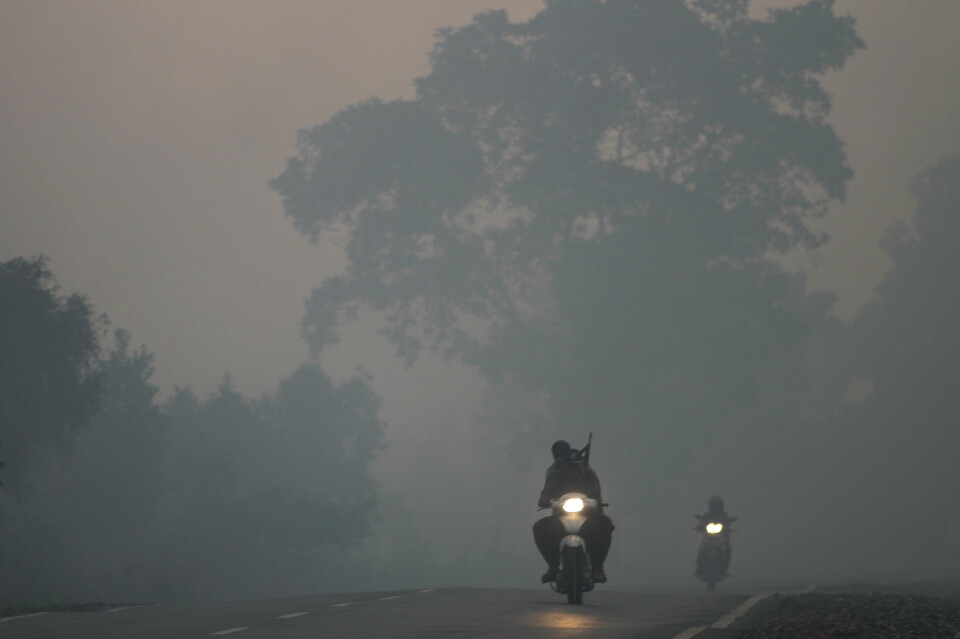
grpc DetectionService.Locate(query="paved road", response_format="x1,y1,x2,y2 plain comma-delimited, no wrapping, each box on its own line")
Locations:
0,587,771,638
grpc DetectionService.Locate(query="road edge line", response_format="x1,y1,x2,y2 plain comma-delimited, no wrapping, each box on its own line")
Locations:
671,593,771,638
0,612,51,623
712,593,770,629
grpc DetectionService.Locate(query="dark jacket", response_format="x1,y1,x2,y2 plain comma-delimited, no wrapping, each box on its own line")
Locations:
538,461,603,509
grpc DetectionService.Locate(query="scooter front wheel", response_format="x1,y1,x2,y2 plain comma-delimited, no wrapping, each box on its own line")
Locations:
562,545,583,604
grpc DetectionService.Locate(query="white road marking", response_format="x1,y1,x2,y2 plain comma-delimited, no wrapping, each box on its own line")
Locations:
332,602,357,607
671,593,770,638
0,612,50,623
379,595,402,601
107,606,138,613
712,593,769,628
276,611,310,619
418,589,435,593
799,584,817,594
210,627,248,635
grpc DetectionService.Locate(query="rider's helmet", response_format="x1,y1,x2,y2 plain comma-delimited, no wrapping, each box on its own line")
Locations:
551,440,572,462
708,495,724,512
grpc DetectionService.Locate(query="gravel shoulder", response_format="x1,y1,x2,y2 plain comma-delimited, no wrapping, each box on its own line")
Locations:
738,592,960,638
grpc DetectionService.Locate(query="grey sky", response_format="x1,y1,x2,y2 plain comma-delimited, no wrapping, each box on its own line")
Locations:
2,0,959,399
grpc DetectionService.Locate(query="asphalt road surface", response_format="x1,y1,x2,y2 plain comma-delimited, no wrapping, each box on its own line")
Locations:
0,587,773,638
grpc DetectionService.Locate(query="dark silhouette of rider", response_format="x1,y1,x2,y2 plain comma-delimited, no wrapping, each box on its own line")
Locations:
533,439,614,584
694,495,733,575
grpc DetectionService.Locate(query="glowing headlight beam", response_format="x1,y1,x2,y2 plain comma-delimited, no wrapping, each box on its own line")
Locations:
706,522,724,534
562,497,585,513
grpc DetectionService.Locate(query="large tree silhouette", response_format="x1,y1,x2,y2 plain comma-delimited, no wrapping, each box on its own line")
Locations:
272,0,862,462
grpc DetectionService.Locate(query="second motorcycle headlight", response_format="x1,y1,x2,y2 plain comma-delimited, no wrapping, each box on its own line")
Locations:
562,497,585,513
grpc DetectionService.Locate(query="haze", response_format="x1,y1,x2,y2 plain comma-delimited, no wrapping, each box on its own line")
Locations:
2,0,959,603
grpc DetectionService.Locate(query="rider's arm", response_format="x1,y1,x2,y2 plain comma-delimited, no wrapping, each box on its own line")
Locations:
538,466,561,508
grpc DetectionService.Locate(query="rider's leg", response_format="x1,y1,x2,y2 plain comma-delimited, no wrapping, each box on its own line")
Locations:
533,516,564,581
581,515,613,582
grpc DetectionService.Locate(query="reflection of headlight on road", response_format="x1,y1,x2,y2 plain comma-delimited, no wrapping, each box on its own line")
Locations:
522,611,603,630
706,523,723,534
562,497,585,513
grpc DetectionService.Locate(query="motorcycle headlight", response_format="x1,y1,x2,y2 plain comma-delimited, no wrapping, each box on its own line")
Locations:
706,522,723,534
562,497,585,513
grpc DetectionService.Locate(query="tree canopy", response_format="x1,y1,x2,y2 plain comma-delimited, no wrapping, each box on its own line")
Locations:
0,256,103,491
272,0,862,458
155,365,384,601
846,155,960,473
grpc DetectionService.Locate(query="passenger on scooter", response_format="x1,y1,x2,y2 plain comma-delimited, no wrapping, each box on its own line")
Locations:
533,439,614,584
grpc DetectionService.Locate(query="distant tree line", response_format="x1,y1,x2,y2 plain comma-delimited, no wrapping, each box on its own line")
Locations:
0,256,385,604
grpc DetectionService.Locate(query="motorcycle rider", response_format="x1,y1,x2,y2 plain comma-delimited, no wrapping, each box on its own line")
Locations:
533,439,614,584
694,495,733,576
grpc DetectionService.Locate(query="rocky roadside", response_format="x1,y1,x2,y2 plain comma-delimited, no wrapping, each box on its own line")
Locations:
739,592,960,638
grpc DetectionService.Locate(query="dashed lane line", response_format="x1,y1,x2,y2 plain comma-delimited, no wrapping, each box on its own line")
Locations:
418,589,435,593
213,590,432,634
276,611,310,619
